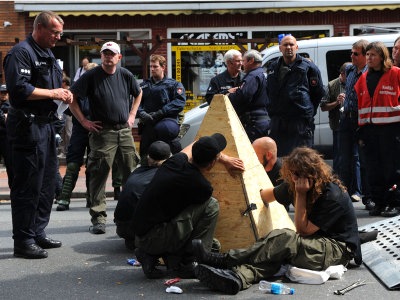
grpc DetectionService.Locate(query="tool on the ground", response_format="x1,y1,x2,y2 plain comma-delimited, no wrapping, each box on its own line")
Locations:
334,279,366,295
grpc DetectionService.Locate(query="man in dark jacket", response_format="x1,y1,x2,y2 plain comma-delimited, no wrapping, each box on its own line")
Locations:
266,35,325,156
228,49,269,142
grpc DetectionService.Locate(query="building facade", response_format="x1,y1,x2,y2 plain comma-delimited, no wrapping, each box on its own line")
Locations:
1,1,400,109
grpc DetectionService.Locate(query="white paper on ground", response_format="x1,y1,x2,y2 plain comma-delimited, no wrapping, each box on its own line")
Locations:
273,264,347,285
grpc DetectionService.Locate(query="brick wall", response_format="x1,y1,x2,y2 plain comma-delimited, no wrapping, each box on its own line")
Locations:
0,1,27,83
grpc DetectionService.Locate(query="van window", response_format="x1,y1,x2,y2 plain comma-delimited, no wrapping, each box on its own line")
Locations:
326,47,394,82
326,50,351,82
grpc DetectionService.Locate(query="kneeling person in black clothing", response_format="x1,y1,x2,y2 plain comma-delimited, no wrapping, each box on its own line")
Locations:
114,140,171,250
133,133,245,279
193,147,362,295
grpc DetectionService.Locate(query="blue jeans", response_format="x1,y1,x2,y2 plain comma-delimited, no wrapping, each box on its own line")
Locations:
337,116,362,196
332,129,340,175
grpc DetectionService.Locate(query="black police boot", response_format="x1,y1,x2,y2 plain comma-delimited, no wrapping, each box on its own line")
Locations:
134,248,164,279
192,239,228,269
195,264,242,295
362,197,375,211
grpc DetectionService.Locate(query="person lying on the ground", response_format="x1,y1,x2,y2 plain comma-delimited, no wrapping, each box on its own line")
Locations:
192,147,362,295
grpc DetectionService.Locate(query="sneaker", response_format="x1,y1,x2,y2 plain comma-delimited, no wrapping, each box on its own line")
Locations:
89,223,106,234
56,201,69,211
195,264,242,295
381,206,400,217
351,193,362,202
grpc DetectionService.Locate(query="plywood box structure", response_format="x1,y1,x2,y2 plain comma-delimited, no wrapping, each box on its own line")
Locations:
196,94,295,252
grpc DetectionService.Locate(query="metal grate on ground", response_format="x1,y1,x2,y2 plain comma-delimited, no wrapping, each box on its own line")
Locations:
359,215,400,289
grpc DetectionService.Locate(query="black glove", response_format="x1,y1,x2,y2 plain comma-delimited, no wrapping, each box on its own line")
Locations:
138,111,153,124
149,109,164,122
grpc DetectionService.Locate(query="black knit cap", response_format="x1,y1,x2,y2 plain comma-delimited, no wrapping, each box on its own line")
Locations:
192,133,227,165
148,141,171,160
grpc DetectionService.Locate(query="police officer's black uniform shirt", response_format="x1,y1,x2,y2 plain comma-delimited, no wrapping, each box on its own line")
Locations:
205,69,242,104
228,66,268,117
4,35,61,113
71,65,141,125
138,76,186,117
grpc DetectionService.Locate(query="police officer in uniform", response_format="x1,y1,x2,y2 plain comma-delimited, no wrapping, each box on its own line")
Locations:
228,49,270,142
138,55,186,163
205,49,243,104
4,11,73,259
266,35,325,157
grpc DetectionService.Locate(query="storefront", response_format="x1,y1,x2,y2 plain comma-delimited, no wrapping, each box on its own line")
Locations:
2,0,400,112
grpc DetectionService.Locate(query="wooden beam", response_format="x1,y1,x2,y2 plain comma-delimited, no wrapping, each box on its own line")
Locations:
196,94,295,251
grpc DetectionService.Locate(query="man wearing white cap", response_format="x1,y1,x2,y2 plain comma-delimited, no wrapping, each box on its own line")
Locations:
69,41,142,234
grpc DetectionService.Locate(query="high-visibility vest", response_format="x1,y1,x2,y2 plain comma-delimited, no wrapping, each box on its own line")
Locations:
355,67,400,126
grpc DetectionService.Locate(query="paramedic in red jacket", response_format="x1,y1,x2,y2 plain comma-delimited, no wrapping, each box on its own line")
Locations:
355,41,400,217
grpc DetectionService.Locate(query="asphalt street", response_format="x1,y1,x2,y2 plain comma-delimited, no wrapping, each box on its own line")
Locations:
0,197,399,300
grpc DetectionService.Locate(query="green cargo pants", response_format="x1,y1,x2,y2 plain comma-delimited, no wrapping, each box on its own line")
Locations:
228,228,352,290
135,197,219,257
87,127,139,225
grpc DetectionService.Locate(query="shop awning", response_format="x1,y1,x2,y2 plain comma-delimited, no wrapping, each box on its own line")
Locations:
14,1,400,17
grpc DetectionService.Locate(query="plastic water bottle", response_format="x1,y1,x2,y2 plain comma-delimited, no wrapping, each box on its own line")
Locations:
259,280,295,295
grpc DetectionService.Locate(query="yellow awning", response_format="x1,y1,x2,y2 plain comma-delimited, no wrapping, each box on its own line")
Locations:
29,5,400,17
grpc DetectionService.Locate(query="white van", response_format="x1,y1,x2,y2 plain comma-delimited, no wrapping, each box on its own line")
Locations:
179,33,400,157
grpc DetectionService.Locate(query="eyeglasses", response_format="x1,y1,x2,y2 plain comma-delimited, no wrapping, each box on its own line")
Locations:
41,23,63,37
350,51,360,56
49,29,63,37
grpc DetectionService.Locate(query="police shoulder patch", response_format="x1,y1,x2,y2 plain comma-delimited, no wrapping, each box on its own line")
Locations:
177,88,183,94
310,77,318,86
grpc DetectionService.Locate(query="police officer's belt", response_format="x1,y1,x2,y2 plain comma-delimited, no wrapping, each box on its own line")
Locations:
239,112,269,122
9,107,58,123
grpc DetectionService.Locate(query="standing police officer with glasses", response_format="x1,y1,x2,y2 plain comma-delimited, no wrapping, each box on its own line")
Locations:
69,41,142,235
205,49,243,104
4,11,73,259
